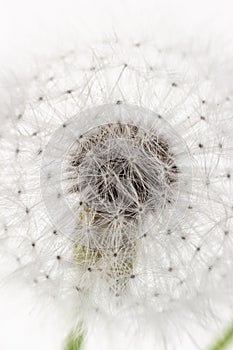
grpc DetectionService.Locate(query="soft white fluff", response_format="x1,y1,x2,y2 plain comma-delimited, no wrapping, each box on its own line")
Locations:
1,37,233,350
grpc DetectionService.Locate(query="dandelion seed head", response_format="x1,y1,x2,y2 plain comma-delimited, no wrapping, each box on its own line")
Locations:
1,37,233,341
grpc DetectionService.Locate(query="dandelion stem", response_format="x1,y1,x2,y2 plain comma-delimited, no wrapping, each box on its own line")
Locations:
64,331,84,350
209,322,233,350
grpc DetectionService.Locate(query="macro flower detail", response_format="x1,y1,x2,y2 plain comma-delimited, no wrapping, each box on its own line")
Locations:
42,103,189,298
1,38,233,350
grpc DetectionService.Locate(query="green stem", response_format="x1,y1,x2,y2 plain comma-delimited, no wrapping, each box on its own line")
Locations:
64,330,84,350
209,322,233,350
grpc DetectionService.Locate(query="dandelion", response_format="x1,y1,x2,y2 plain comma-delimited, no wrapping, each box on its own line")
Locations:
1,37,233,350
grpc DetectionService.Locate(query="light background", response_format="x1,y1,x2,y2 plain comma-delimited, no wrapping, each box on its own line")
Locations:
1,0,233,70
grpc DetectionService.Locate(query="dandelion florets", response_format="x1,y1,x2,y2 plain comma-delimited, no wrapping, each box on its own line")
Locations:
68,122,178,224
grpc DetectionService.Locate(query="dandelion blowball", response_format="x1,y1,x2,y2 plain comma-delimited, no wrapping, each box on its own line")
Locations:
1,38,233,349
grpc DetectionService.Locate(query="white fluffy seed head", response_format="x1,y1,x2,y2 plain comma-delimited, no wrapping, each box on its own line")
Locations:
1,37,233,344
